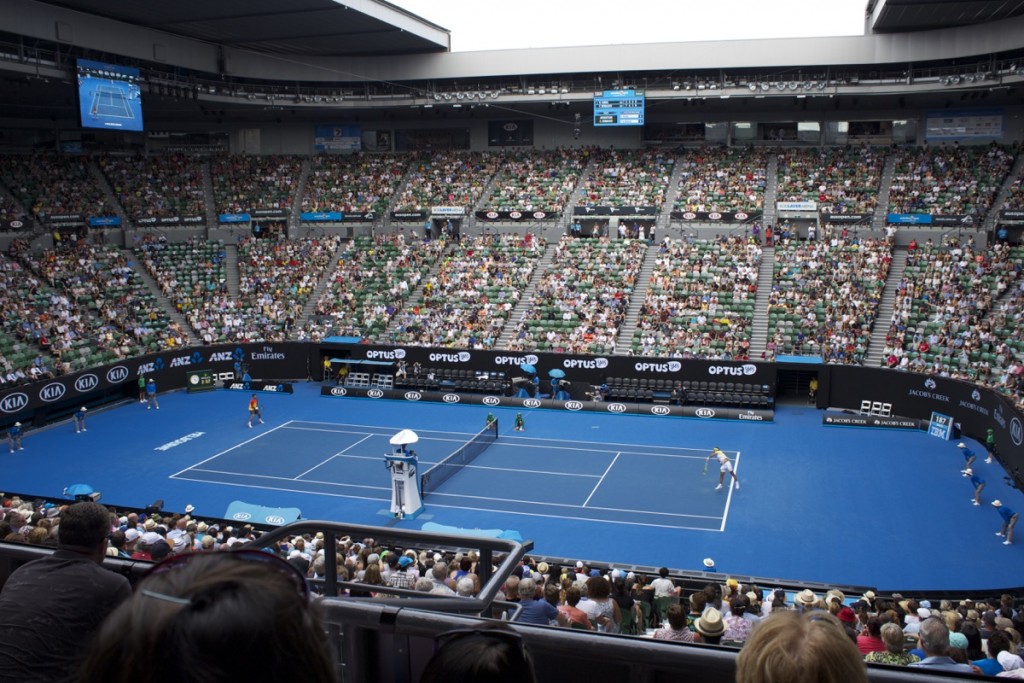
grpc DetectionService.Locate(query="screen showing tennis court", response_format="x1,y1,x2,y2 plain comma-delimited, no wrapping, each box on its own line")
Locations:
76,59,143,132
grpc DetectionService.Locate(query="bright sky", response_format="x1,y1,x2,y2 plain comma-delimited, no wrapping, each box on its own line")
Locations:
391,0,867,52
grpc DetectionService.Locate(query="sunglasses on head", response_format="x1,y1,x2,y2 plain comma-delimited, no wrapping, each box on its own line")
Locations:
142,548,310,605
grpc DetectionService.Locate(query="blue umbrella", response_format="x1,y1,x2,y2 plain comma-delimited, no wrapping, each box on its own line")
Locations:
519,363,536,374
63,484,94,497
548,368,566,378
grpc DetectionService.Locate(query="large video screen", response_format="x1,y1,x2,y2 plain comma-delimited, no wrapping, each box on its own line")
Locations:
77,59,143,132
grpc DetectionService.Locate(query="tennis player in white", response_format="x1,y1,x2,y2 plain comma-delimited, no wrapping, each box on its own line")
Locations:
706,447,740,491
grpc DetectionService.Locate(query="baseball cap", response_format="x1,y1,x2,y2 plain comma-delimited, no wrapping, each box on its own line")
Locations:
398,555,414,568
957,442,966,448
993,500,1003,507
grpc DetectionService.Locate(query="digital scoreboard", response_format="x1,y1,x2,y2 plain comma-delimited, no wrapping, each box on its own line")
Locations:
928,411,954,440
593,89,645,127
186,368,216,393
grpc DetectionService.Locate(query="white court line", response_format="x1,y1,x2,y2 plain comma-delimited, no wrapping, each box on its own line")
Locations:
427,488,718,520
304,451,601,479
169,420,294,478
720,451,741,532
185,467,390,492
286,419,482,436
292,433,375,480
170,474,719,531
583,452,620,507
499,432,718,453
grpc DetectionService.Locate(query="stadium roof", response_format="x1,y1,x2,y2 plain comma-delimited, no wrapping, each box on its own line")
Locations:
33,0,450,56
869,0,1024,33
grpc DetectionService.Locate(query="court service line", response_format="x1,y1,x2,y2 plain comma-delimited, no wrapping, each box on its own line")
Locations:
169,475,392,503
720,451,741,532
499,432,716,453
583,452,620,507
310,451,603,479
487,441,706,460
169,420,295,478
291,434,376,480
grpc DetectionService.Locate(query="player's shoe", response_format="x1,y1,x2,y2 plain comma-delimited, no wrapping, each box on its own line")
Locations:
147,406,151,410
997,532,1006,536
715,484,722,490
1004,540,1012,545
735,482,740,490
973,501,980,506
247,423,252,429
961,470,969,476
985,458,993,464
17,447,23,451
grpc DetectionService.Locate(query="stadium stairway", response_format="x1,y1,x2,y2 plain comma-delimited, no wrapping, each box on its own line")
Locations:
613,244,660,355
201,159,216,230
747,246,776,357
296,238,349,330
289,157,312,237
223,243,240,298
983,150,1024,234
560,156,599,234
872,152,898,231
127,250,193,341
864,246,909,367
88,160,129,229
380,242,456,342
495,241,559,349
762,153,779,228
658,158,688,225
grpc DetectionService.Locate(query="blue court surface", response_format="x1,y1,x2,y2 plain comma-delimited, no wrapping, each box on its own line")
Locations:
5,383,1021,590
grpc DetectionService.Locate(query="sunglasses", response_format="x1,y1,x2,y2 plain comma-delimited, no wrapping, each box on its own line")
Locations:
142,548,310,606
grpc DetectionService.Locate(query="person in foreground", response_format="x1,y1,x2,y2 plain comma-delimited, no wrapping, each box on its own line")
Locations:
0,501,132,683
77,549,336,683
735,610,868,683
420,623,537,683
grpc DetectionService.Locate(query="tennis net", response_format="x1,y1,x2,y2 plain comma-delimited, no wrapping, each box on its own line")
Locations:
420,419,499,496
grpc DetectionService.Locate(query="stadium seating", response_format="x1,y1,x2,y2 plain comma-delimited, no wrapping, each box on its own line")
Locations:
302,153,409,216
776,146,884,215
888,144,1013,218
99,154,206,221
673,146,769,214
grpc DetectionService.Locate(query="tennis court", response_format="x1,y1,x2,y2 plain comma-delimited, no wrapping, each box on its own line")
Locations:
171,419,737,531
90,85,134,119
7,382,1024,589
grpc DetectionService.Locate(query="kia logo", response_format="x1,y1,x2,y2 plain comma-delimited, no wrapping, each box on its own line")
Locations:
708,212,722,220
607,403,627,413
650,405,671,416
695,408,716,418
533,212,546,219
10,220,23,228
564,401,583,411
75,374,99,393
735,212,749,220
264,515,286,525
510,211,522,219
442,394,460,403
523,399,542,408
106,366,129,383
367,389,384,399
503,122,518,131
1011,417,1023,447
330,387,348,396
486,211,499,219
0,392,29,413
403,391,421,401
232,512,252,521
483,396,501,406
39,382,66,402
683,212,696,220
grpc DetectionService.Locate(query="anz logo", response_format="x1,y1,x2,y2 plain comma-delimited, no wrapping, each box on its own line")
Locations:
564,401,583,411
650,405,671,416
403,391,422,401
482,396,501,406
523,399,542,408
106,366,129,383
442,394,461,404
367,389,385,399
39,383,66,402
695,408,716,418
607,403,627,413
330,387,348,397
